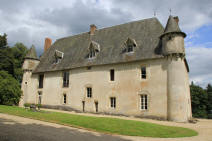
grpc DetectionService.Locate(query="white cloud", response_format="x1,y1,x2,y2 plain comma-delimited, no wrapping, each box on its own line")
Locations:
0,0,212,86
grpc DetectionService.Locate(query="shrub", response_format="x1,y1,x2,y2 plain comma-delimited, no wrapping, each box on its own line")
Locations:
24,103,31,108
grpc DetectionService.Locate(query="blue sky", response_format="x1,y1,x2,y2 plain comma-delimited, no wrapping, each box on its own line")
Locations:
0,0,212,87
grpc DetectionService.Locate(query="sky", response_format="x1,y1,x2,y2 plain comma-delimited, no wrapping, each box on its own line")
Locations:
0,0,212,87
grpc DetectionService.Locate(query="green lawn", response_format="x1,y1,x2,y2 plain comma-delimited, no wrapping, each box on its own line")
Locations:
0,105,198,138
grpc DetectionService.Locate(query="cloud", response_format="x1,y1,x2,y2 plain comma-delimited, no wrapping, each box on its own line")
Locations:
0,0,212,86
186,44,212,87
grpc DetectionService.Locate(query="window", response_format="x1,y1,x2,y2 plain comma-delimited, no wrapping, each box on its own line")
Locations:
127,44,134,52
110,69,114,81
39,74,44,88
87,87,92,98
89,48,96,58
63,94,67,104
88,41,100,59
110,97,116,108
124,38,137,53
141,95,148,110
63,72,69,87
55,50,64,64
141,67,146,79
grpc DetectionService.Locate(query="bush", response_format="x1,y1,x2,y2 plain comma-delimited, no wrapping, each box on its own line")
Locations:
0,71,22,105
36,104,42,109
24,103,31,108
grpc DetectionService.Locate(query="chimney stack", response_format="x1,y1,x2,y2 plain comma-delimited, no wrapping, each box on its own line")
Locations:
89,24,97,35
173,16,179,24
44,37,52,52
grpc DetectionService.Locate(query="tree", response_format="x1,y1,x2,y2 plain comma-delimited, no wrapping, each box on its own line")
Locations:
0,33,7,48
206,84,212,119
0,71,22,105
190,83,208,118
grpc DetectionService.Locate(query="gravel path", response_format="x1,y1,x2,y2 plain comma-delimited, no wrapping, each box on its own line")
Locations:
1,110,212,141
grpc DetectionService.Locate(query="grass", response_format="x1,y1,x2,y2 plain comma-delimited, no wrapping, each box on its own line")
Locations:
0,105,198,138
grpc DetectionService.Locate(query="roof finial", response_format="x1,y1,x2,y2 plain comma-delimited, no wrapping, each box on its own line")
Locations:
154,10,156,17
169,8,172,15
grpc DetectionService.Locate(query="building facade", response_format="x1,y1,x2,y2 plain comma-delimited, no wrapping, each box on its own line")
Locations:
20,16,192,122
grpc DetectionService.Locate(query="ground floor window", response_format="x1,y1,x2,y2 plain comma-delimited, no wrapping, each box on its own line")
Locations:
141,95,148,110
63,94,67,104
87,87,92,98
110,97,116,108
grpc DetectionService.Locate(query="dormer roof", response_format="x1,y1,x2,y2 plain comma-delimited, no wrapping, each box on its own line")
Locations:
25,45,39,60
160,16,186,38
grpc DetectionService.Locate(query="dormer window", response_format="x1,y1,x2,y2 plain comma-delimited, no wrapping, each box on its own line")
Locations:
55,50,64,64
124,38,137,53
88,41,100,59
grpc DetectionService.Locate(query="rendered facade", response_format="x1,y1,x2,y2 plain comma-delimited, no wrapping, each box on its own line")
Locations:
20,16,192,122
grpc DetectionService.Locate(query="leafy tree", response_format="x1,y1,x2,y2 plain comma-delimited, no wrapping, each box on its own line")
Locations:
190,82,208,118
0,71,22,105
206,84,212,118
0,33,7,48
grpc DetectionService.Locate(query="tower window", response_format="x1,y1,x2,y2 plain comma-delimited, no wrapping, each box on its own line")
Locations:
63,94,67,104
63,71,69,87
141,67,146,79
38,74,44,88
110,97,116,108
87,87,92,98
140,95,148,110
110,69,114,81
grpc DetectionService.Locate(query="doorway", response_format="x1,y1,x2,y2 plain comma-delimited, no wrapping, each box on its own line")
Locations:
38,92,42,104
95,101,98,113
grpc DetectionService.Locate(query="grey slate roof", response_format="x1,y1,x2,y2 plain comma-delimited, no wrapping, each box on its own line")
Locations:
33,18,165,73
25,45,39,60
160,16,186,38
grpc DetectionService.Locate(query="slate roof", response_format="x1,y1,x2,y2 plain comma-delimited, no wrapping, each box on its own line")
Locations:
160,16,186,38
33,17,165,73
25,45,39,60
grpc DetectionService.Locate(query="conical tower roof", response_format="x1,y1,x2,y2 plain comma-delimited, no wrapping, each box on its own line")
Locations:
25,45,39,60
160,16,186,38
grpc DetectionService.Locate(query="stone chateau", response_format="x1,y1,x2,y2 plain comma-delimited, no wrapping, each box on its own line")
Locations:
20,16,192,122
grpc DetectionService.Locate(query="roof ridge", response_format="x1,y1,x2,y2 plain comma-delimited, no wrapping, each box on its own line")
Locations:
57,17,159,41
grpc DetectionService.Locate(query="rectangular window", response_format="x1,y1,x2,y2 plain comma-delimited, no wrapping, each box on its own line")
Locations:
141,67,146,79
141,95,148,110
87,87,92,98
63,72,69,87
63,94,67,104
110,69,114,81
110,97,116,108
38,74,44,88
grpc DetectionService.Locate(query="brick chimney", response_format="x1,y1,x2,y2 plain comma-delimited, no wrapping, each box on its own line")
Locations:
173,16,179,24
44,37,52,52
89,24,97,35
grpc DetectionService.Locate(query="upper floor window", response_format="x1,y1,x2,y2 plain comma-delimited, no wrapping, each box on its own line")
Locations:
87,87,92,98
88,41,100,59
140,95,148,110
110,69,115,81
141,67,146,79
55,50,64,64
38,74,44,88
63,71,69,87
110,97,116,108
124,38,137,53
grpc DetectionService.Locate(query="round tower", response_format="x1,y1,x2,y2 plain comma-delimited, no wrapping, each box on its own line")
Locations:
160,16,192,122
19,45,40,107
